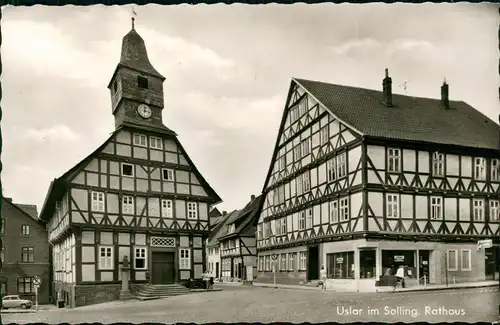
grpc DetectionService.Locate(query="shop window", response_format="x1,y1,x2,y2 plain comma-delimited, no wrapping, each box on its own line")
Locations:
359,250,376,279
326,251,354,279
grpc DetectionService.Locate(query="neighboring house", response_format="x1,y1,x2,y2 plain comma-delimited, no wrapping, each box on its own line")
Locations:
206,210,232,279
208,207,222,230
37,22,221,308
219,195,262,282
256,70,500,291
0,196,51,304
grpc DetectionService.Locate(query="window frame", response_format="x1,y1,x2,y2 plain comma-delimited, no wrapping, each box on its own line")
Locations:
299,252,307,271
187,202,198,220
121,163,135,178
280,254,287,271
21,247,34,263
134,246,147,270
473,199,485,222
446,249,458,271
491,159,500,182
17,277,35,294
430,197,443,220
299,211,306,230
98,246,114,270
387,148,401,173
122,195,134,215
91,191,105,212
302,171,311,193
137,75,149,89
336,152,347,179
330,201,338,223
339,198,349,222
287,252,296,271
474,157,486,180
275,218,281,236
489,200,499,222
460,249,471,271
327,158,337,183
21,225,30,236
280,217,287,235
150,136,163,150
432,152,445,177
180,248,191,270
162,168,175,181
386,194,399,219
161,199,173,218
301,138,311,157
319,126,329,146
133,133,147,147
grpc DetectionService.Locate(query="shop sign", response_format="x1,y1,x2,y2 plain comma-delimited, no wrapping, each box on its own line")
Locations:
394,255,404,262
336,257,344,264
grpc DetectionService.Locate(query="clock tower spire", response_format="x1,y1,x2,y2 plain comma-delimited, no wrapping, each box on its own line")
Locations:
107,19,166,130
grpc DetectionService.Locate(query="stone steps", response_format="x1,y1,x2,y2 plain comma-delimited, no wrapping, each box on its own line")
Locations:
135,284,191,299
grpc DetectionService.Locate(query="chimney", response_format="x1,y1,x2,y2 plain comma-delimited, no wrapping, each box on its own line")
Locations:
222,211,227,216
382,68,393,107
251,195,256,201
441,80,450,109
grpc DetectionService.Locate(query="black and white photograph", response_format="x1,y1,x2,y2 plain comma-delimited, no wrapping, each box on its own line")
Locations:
0,3,499,324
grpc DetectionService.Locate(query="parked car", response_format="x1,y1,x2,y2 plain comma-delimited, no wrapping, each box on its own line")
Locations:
2,295,33,309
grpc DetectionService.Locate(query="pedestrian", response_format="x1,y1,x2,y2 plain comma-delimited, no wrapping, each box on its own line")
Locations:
320,265,327,290
202,270,210,290
395,265,405,288
209,270,214,290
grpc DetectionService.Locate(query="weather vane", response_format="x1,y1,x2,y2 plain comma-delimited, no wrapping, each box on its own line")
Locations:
398,81,409,94
131,8,137,29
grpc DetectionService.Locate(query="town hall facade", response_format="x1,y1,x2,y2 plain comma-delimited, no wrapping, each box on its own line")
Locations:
38,20,221,307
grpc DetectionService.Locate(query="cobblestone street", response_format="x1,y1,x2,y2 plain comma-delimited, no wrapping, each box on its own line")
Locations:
2,286,498,324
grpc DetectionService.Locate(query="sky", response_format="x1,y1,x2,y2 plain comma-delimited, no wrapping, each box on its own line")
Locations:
1,3,498,214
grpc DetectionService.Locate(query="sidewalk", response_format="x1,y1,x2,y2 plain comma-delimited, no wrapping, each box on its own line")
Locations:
1,305,58,314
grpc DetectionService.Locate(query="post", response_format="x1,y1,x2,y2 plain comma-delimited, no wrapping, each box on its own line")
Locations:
273,262,276,288
453,276,456,285
424,275,427,288
35,286,39,311
444,252,448,287
119,256,133,300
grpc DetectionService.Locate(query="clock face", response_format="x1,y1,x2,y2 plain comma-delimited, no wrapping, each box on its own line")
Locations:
137,104,152,119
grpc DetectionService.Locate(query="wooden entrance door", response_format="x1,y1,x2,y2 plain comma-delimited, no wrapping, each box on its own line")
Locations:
152,252,175,284
307,245,320,281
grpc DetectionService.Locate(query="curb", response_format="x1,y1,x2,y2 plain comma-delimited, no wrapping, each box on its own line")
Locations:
380,284,498,293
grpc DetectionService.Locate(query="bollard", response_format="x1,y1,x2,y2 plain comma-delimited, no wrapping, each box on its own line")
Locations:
453,276,456,285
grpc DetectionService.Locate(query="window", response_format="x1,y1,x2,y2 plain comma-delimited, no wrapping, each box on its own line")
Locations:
447,249,458,271
162,169,174,181
138,75,148,89
17,277,35,294
99,246,113,270
388,148,401,172
122,195,134,214
319,127,329,146
150,136,163,149
326,251,355,279
91,191,105,212
258,256,264,271
359,250,376,279
279,156,286,171
327,158,336,183
180,249,190,269
162,200,173,218
490,200,499,222
21,247,34,263
337,153,347,179
134,133,147,147
299,252,307,271
56,201,62,219
431,197,442,220
265,255,270,271
21,225,30,236
492,159,500,181
301,139,310,157
280,254,287,271
290,106,299,122
275,219,281,236
298,98,307,117
288,253,296,271
339,198,349,222
460,249,471,271
257,224,263,240
187,202,198,219
432,152,444,177
281,218,287,235
264,222,271,238
296,174,303,196
121,163,134,177
474,158,486,180
294,145,302,162
134,247,147,269
330,201,338,223
306,208,312,229
303,172,310,193
386,194,399,219
299,211,306,230
473,199,484,221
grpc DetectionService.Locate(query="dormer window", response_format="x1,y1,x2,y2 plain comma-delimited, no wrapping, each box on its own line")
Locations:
228,224,235,233
432,152,444,177
138,76,148,89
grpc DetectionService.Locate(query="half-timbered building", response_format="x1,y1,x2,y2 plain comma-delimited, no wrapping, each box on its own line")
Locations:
219,195,262,282
206,210,231,279
0,197,51,304
38,21,221,307
256,70,500,291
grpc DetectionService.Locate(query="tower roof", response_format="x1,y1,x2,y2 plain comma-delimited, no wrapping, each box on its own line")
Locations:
108,26,165,87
